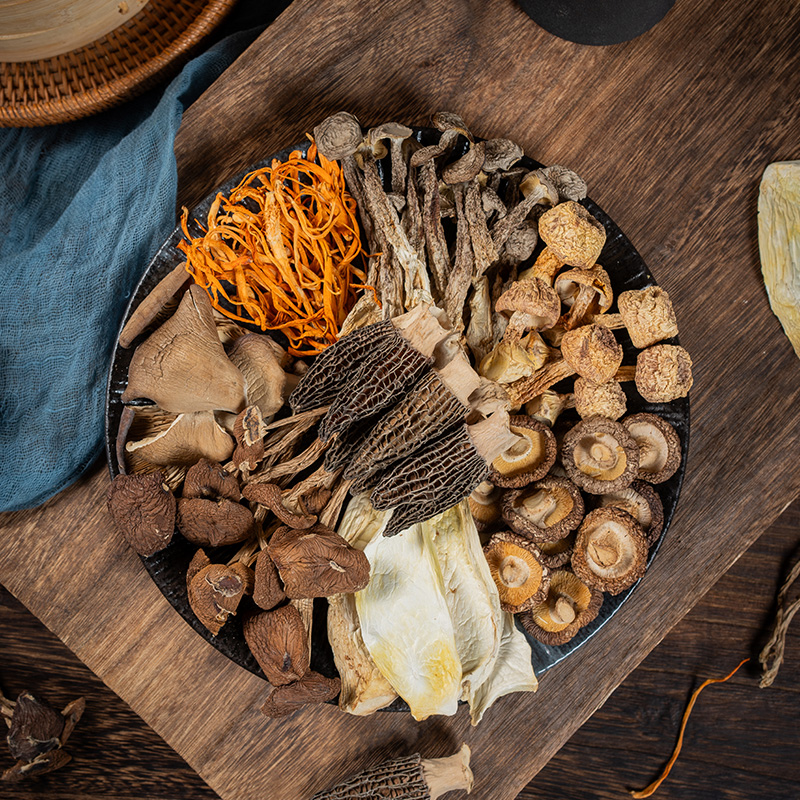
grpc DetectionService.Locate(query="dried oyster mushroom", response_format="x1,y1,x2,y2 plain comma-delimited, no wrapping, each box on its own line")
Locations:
538,201,606,268
490,416,557,488
502,476,584,543
598,479,664,546
483,531,550,613
555,265,613,331
561,416,639,494
634,344,693,403
467,480,502,530
106,472,176,557
187,552,251,636
252,550,287,611
574,376,627,421
621,412,682,484
572,507,648,594
561,324,623,384
177,497,254,547
617,286,679,349
243,605,309,686
227,333,287,420
519,569,603,646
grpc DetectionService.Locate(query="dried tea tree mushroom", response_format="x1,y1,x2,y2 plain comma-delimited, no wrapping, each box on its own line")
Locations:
252,550,287,610
243,605,309,686
482,138,524,172
502,476,584,543
574,376,627,421
571,506,648,594
555,265,613,330
468,480,503,530
187,553,251,636
106,472,176,557
538,201,606,268
491,171,558,252
503,357,577,409
519,569,603,646
621,412,682,484
495,278,561,342
183,458,241,502
634,344,694,403
540,165,588,202
616,286,679,349
364,122,414,193
260,671,341,718
442,140,486,185
267,524,370,598
490,416,557,488
177,497,254,547
561,416,639,494
561,323,623,384
483,531,550,613
598,479,664,546
122,285,246,414
227,333,287,420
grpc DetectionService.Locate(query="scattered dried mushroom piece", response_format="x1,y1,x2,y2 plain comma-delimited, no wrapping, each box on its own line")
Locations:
177,497,254,547
187,554,252,636
490,416,557,488
483,531,550,613
243,605,310,686
260,671,341,718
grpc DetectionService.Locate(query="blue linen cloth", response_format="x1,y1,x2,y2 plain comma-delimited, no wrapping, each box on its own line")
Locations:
0,4,286,512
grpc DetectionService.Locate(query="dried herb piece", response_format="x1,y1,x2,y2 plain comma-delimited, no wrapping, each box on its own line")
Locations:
260,671,341,718
243,605,309,686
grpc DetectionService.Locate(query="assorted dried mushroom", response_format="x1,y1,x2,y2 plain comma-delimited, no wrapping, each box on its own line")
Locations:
108,110,691,721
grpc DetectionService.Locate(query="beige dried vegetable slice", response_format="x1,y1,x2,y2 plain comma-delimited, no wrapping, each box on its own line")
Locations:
758,160,800,358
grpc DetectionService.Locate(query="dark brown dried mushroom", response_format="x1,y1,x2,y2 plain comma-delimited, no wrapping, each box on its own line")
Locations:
252,550,287,610
243,483,317,529
260,671,341,718
5,691,65,762
490,416,557,488
177,497,254,547
634,344,694,403
597,479,664,546
467,480,503,530
561,324,623,384
243,605,309,686
536,532,577,569
519,569,603,645
540,165,588,202
182,458,241,502
561,416,639,494
573,376,627,420
483,531,550,613
538,200,606,268
442,140,486,184
621,412,682,484
502,476,584,543
187,555,251,636
571,507,648,594
267,524,370,598
106,472,176,557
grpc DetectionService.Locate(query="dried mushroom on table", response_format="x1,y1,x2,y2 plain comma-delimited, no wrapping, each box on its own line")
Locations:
108,109,691,723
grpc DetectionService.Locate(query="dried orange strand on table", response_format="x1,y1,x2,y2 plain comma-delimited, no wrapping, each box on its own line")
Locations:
178,140,369,356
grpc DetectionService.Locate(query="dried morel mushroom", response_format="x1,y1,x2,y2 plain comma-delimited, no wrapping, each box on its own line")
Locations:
598,479,664,546
483,531,550,613
260,671,341,718
267,524,370,598
186,550,252,636
490,416,557,488
519,569,603,646
177,497,254,547
106,472,176,557
501,476,584,543
634,344,693,403
561,416,639,495
622,412,682,484
571,507,648,594
243,605,310,686
538,201,606,268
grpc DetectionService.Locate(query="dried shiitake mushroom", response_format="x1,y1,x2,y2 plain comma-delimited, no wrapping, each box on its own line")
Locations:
538,201,606,268
536,532,577,570
597,479,664,546
501,476,584,543
490,416,557,488
106,472,176,557
177,497,254,547
634,344,693,403
519,569,603,646
622,412,682,484
571,507,648,594
187,550,252,636
467,481,502,530
483,531,550,613
260,671,341,718
243,605,309,686
561,416,639,495
561,324,623,384
574,376,627,421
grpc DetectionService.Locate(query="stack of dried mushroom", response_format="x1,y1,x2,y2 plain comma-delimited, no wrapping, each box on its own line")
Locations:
107,109,691,720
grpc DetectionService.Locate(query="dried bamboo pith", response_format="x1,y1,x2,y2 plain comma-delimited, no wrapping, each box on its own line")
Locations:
759,554,800,688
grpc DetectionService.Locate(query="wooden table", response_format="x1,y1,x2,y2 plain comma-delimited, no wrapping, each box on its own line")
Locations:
2,1,800,798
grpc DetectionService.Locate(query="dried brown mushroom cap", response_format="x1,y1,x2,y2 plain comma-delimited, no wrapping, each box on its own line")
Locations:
501,476,584,543
561,416,639,494
518,170,559,207
431,110,472,138
482,138,524,172
490,416,557,488
635,344,693,403
313,111,363,160
252,549,287,610
536,532,577,569
187,554,251,636
227,333,287,420
243,605,309,686
561,324,623,384
442,140,486,184
571,507,648,594
483,531,550,613
538,201,606,267
540,165,588,202
518,247,565,287
106,472,176,557
598,479,664,546
267,524,371,598
617,286,679,349
574,377,627,421
260,671,341,718
122,285,246,414
495,278,560,342
177,497,254,547
555,265,613,331
183,458,241,502
467,480,502,530
243,482,317,529
519,569,603,646
621,412,682,484
5,691,66,762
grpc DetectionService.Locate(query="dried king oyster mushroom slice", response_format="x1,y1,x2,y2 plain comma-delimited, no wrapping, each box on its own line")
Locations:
621,412,682,484
490,416,557,488
598,479,664,546
561,416,639,494
571,507,648,594
501,475,584,543
519,569,603,646
538,200,606,268
483,531,550,613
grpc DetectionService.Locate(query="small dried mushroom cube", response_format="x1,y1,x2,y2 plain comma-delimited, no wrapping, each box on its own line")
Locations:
490,416,557,488
617,286,679,349
622,412,682,484
483,531,550,613
597,479,664,546
571,507,648,594
538,201,606,268
501,476,584,543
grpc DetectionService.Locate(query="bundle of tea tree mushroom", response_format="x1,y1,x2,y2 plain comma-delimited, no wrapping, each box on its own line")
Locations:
107,110,692,719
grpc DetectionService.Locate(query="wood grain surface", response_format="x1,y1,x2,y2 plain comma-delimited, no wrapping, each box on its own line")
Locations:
2,0,800,798
2,500,797,800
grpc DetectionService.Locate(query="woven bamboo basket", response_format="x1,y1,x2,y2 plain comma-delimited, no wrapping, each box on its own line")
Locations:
0,0,238,128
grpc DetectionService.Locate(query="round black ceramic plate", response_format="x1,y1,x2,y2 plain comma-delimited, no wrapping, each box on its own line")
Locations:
105,130,689,696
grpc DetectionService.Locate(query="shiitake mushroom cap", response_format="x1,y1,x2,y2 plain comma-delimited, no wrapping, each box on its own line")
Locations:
501,476,584,543
621,412,682,485
490,415,557,488
536,531,577,569
483,531,550,613
597,479,664,546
